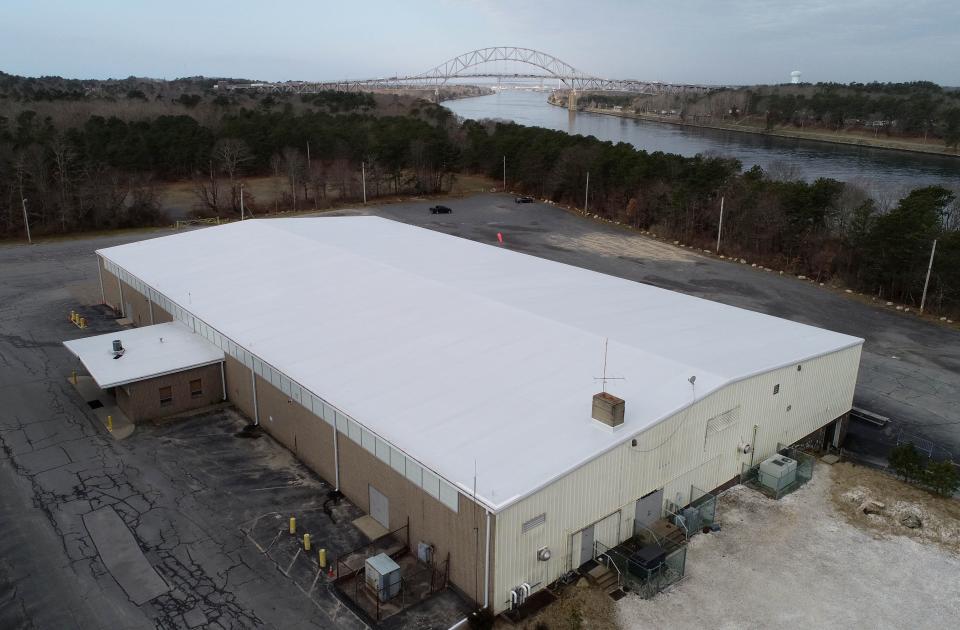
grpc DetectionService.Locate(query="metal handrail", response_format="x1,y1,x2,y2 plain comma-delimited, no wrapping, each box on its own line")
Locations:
595,550,623,590
663,507,689,541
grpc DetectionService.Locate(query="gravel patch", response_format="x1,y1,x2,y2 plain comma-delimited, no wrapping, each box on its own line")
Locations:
617,464,960,629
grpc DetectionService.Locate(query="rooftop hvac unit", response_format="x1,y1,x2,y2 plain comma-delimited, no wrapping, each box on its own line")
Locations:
758,455,797,492
364,553,401,602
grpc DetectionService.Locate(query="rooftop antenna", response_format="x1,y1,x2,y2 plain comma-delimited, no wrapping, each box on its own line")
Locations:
594,338,625,392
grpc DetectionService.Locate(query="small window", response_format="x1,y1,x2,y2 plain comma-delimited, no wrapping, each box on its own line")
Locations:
189,378,203,399
522,513,546,533
773,384,780,395
159,385,173,406
796,365,802,372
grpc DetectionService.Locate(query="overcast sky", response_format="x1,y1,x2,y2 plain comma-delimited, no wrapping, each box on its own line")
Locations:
2,0,958,85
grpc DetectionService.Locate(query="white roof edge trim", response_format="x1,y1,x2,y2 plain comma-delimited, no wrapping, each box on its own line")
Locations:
82,359,226,389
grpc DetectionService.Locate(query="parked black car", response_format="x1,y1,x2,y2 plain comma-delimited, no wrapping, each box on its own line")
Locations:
429,205,452,214
515,196,535,204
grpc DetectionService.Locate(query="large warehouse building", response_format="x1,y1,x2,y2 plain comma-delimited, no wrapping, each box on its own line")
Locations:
90,216,862,614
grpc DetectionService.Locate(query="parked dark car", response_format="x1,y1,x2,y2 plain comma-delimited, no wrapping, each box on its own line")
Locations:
515,196,535,204
429,205,452,214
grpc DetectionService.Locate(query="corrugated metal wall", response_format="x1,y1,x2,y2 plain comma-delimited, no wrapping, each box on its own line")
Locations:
490,344,861,612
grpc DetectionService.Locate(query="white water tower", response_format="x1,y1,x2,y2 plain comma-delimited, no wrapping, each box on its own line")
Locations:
790,70,802,84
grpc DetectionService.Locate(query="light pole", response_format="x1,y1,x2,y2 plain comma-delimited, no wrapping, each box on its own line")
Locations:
362,161,367,204
240,184,245,220
502,155,506,192
716,196,725,254
919,239,938,314
21,197,32,244
584,171,589,213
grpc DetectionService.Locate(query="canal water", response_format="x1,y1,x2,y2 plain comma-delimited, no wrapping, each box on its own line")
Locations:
443,90,960,199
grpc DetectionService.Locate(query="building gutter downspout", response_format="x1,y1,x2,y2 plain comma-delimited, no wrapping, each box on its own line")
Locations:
333,424,340,491
250,369,260,425
484,509,491,608
220,362,226,401
96,256,105,305
117,276,124,317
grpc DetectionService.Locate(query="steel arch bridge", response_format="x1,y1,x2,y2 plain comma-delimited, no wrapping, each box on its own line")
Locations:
226,46,713,96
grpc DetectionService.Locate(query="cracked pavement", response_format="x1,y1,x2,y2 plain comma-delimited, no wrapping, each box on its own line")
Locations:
0,234,377,629
1,193,958,627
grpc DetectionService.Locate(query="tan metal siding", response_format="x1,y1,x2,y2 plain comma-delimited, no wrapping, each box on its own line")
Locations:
490,344,861,613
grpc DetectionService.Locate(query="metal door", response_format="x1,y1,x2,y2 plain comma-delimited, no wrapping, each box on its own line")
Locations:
634,488,663,534
369,485,389,529
578,525,595,566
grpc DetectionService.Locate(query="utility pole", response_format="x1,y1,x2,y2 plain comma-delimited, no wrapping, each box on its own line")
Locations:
240,184,245,220
306,141,311,170
716,196,725,253
584,171,589,213
502,155,506,192
361,162,367,204
919,239,938,314
21,197,32,245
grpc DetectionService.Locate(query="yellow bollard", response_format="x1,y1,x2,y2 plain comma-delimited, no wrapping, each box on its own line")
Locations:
318,548,326,568
70,310,76,323
71,369,77,385
303,533,311,551
289,516,296,535
107,415,113,432
79,317,86,329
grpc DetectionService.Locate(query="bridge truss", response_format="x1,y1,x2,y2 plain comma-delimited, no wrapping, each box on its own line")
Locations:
225,47,713,96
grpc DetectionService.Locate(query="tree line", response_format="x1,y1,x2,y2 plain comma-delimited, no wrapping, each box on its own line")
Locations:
1,80,958,315
625,82,960,147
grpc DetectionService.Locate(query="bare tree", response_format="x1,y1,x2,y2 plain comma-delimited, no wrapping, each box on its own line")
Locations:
50,134,76,231
281,147,305,210
192,160,222,215
766,160,803,182
212,138,253,213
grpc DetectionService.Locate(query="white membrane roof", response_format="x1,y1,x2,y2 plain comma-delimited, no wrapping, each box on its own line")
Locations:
64,322,224,389
96,217,862,511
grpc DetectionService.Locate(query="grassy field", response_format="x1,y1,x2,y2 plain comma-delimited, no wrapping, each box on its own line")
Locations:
157,173,499,220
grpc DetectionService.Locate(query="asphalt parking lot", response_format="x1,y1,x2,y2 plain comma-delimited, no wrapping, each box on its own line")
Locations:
0,193,957,628
0,239,467,630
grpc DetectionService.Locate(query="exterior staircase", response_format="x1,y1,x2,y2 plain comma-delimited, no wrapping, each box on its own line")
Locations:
586,564,620,594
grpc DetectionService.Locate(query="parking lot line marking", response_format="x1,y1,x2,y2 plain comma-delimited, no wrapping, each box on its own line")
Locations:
284,548,302,576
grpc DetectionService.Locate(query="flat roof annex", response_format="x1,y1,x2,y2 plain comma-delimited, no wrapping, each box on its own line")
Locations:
64,322,225,389
96,217,862,511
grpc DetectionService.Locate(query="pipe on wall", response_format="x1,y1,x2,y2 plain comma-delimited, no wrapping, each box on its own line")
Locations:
333,422,341,491
96,256,105,305
117,276,124,316
220,362,226,401
483,510,491,608
250,369,260,425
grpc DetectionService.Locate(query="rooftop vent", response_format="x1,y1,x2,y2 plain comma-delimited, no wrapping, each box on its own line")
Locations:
111,339,125,358
592,392,625,428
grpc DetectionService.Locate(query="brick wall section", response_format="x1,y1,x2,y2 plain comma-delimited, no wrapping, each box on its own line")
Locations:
338,436,496,606
223,354,256,419
120,279,152,326
115,362,223,422
100,257,121,311
253,372,338,484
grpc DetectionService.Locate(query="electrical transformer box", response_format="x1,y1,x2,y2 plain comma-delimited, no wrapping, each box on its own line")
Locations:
365,553,401,602
758,455,798,492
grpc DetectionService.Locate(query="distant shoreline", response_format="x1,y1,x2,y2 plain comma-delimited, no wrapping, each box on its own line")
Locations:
547,98,960,159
